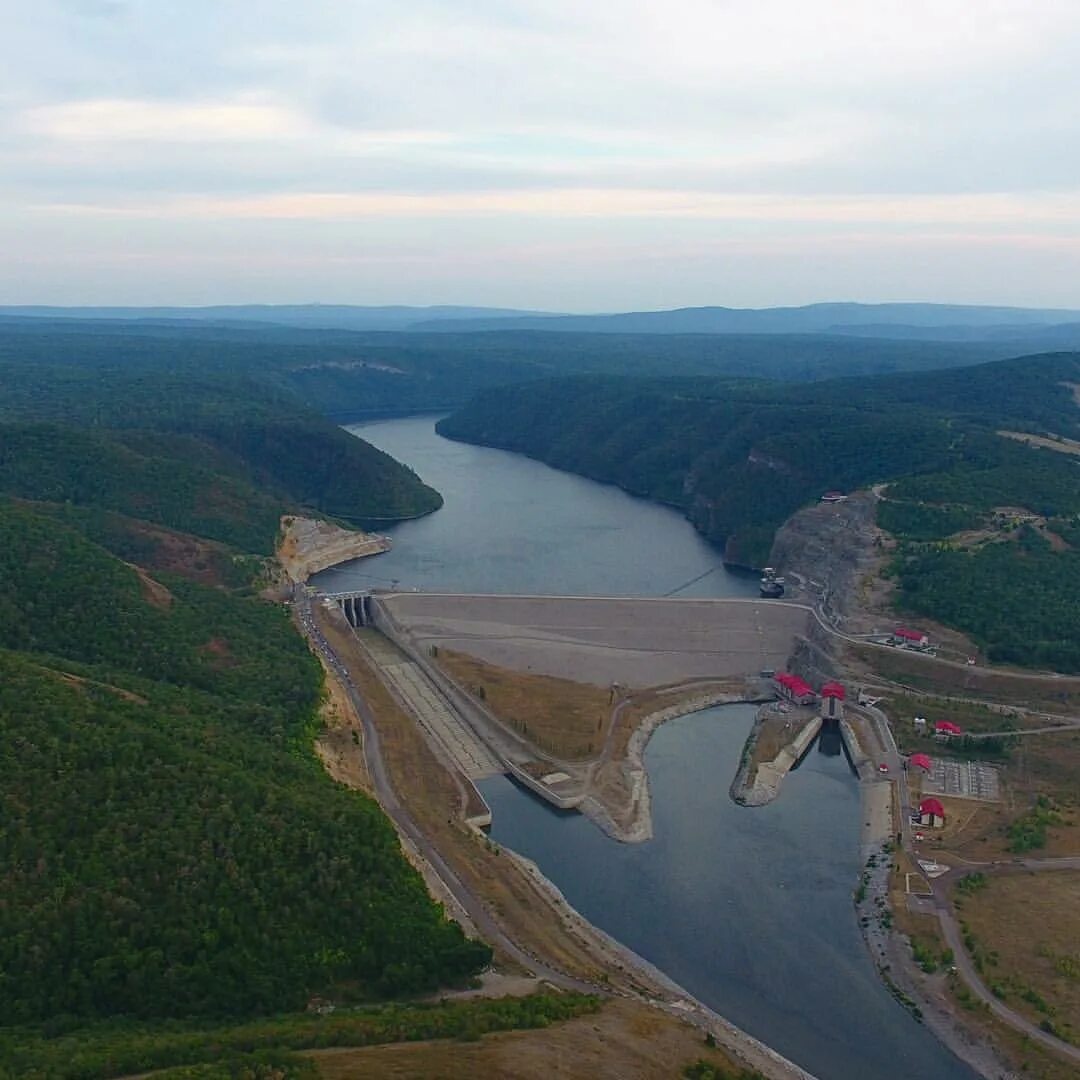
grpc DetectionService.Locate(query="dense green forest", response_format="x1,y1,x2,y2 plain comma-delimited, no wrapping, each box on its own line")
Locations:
0,499,489,1032
2,312,1076,1072
0,316,1031,421
877,434,1080,669
0,324,498,1073
0,359,441,539
891,528,1080,671
439,353,1080,564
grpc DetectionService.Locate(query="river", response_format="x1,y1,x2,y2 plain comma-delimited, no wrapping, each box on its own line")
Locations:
317,416,974,1080
313,416,758,599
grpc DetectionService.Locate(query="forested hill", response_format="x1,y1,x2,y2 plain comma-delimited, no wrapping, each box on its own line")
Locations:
0,324,493,1061
0,351,441,549
0,316,1034,422
438,352,1080,570
0,494,491,1032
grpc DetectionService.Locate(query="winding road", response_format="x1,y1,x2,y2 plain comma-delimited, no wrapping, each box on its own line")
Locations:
930,859,1080,1066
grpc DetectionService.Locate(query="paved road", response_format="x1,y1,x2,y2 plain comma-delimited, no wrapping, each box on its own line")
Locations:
861,667,1079,1066
929,859,1080,1067
967,721,1080,739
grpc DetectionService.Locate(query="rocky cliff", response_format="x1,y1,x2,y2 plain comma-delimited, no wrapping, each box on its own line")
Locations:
276,515,391,583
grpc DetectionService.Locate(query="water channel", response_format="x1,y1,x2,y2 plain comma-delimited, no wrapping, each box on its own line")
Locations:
316,416,975,1080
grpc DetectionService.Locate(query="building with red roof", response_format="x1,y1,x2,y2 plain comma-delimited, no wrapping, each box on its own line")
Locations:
909,752,933,772
819,681,845,721
891,627,930,649
919,797,946,826
934,721,963,738
772,672,816,706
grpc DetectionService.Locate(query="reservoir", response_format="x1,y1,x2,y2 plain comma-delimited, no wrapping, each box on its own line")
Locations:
314,416,758,599
318,416,974,1080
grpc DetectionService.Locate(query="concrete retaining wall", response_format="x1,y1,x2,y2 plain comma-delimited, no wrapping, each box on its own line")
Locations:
504,763,584,810
839,716,872,779
733,712,822,807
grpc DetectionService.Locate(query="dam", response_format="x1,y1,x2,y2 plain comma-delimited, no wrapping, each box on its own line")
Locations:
312,415,975,1080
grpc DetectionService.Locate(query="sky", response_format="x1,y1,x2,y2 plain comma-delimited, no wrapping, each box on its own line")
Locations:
4,0,1080,310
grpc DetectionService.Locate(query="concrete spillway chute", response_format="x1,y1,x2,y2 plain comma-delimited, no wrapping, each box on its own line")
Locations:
318,589,373,627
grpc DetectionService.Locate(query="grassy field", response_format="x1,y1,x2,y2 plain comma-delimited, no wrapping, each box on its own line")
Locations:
889,850,950,970
434,649,612,760
957,870,1080,1047
305,997,741,1079
747,707,818,770
847,643,1080,715
885,691,1057,739
850,646,1080,862
885,855,1080,1079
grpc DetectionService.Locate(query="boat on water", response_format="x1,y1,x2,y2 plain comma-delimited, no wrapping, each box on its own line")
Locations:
759,566,785,598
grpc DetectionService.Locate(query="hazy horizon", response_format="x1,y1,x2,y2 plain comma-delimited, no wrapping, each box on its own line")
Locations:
5,298,1080,318
6,3,1080,308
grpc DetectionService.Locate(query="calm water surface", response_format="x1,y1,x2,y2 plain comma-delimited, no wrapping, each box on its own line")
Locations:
314,416,757,598
484,709,970,1080
320,417,973,1080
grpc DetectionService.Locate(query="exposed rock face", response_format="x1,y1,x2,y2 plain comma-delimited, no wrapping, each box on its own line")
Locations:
787,622,842,690
767,490,885,631
276,515,391,583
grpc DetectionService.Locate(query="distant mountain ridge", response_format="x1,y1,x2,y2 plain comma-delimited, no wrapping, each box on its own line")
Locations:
0,303,564,332
6,300,1080,338
416,302,1080,335
0,316,1040,422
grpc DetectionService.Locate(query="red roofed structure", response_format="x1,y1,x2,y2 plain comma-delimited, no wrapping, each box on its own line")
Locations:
909,752,932,772
892,627,930,648
773,672,816,706
935,721,963,737
919,797,946,826
818,681,846,721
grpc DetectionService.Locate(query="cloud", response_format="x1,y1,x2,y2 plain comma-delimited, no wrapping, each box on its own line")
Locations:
19,98,310,141
7,1,1080,303
41,188,1080,230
